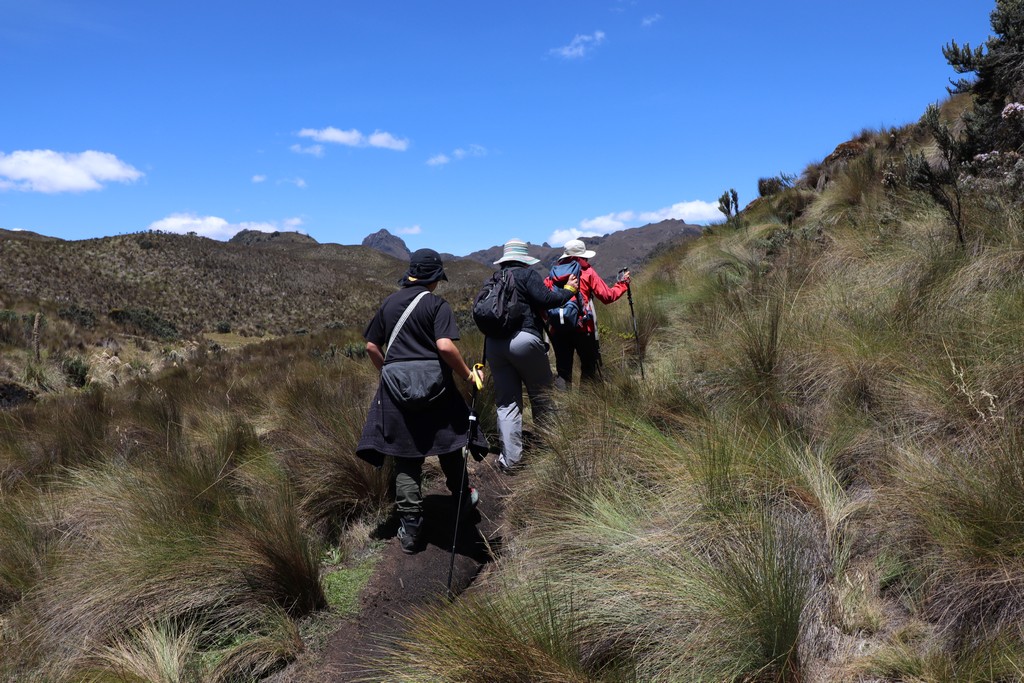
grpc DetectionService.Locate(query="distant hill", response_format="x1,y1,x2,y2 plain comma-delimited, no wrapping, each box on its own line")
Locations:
0,219,701,338
463,219,703,281
0,228,60,242
0,231,492,336
229,229,318,247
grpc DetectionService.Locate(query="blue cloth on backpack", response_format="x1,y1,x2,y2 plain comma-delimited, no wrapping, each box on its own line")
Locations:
547,260,586,330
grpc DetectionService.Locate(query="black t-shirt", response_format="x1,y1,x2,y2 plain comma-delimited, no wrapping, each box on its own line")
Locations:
363,285,460,363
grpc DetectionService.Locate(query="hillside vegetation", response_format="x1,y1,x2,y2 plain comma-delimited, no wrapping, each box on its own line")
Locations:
3,2,1024,680
0,231,492,337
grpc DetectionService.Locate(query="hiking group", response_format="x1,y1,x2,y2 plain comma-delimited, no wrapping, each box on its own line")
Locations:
356,239,630,555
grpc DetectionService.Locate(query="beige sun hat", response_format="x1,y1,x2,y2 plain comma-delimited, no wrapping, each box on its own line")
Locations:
561,239,596,259
494,238,540,265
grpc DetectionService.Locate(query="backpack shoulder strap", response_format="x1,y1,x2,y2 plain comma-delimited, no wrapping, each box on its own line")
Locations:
384,290,430,360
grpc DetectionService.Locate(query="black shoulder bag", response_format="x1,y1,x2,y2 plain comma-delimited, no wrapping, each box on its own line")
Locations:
379,291,448,412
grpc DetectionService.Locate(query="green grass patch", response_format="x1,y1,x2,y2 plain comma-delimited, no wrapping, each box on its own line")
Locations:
322,550,380,615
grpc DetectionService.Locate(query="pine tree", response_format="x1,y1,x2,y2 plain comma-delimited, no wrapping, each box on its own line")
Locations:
943,0,1024,156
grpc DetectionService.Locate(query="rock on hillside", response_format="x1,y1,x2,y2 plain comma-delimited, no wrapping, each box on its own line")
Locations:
229,229,318,246
465,219,702,281
361,229,411,261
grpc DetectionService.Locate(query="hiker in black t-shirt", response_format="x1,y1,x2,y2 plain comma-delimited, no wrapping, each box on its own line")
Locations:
356,249,487,554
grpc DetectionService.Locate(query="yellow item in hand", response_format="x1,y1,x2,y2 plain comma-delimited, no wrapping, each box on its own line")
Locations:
469,364,484,391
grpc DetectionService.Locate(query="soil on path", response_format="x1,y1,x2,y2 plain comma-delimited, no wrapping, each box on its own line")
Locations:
282,457,511,682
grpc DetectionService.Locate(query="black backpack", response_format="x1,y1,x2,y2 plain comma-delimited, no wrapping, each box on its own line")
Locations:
472,269,521,338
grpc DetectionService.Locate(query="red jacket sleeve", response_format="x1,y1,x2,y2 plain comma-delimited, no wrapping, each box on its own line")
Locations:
582,267,627,305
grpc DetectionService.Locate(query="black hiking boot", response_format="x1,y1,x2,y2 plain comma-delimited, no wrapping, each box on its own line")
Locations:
397,515,423,554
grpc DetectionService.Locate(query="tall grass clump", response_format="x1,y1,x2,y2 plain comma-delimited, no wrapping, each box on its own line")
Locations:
7,433,323,680
271,358,392,539
376,586,636,683
887,423,1024,636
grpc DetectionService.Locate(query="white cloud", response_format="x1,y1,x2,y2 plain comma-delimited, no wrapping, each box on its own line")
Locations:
454,144,487,159
277,177,307,188
547,200,720,245
146,213,305,241
637,200,722,224
299,127,362,145
297,126,409,151
0,149,142,193
550,31,606,59
427,144,487,166
642,14,662,27
252,174,267,183
367,131,409,151
394,225,422,235
289,143,325,157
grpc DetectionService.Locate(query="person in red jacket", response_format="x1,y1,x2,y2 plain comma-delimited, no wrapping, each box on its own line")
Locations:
547,239,630,386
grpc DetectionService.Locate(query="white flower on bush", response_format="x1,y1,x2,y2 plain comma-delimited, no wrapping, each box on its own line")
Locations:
1001,102,1024,120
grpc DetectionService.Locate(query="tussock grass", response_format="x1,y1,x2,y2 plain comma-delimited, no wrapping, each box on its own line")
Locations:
376,586,636,683
885,424,1024,634
11,438,323,679
80,622,203,683
0,330,400,680
272,360,393,538
857,625,1024,682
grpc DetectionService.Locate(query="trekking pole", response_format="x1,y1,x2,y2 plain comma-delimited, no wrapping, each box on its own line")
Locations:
447,346,486,600
619,268,645,380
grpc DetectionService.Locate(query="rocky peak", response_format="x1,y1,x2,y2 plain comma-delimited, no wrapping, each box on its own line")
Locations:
361,229,410,261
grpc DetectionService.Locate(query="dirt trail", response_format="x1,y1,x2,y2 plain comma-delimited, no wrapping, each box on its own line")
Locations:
287,458,510,681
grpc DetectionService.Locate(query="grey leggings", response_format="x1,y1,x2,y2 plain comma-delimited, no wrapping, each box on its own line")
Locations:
486,330,555,467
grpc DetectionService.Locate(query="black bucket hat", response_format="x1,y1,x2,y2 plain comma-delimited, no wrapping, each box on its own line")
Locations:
401,248,448,286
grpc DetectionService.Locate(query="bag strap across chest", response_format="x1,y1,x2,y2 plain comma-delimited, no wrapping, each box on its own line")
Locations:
384,290,430,361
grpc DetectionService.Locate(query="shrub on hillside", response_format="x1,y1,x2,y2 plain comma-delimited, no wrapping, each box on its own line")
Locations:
0,310,20,345
60,355,89,388
109,307,179,341
57,304,96,329
758,173,796,198
797,159,825,190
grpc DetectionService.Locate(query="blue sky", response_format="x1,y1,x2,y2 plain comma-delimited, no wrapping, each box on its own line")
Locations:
0,1,994,255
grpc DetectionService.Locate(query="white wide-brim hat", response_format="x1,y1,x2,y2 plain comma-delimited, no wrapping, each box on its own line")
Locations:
494,238,540,265
561,239,596,259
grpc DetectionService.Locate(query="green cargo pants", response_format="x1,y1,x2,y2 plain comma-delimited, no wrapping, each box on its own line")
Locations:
394,450,470,515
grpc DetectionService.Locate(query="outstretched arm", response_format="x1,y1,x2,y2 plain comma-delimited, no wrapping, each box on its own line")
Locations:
586,268,629,304
525,269,578,307
437,338,485,385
